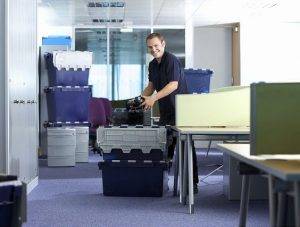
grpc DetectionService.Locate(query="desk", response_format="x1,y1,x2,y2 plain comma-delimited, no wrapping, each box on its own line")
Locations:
171,126,250,214
218,144,300,227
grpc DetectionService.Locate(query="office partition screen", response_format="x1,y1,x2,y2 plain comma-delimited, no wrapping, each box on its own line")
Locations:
250,83,300,155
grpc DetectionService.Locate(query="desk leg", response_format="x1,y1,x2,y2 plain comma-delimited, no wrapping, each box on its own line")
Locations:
268,175,276,227
239,175,250,227
179,136,184,203
173,132,179,197
182,138,188,205
277,191,286,227
187,134,194,214
295,181,300,227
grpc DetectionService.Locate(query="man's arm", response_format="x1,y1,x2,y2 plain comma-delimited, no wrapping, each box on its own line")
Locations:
142,82,155,96
142,81,178,110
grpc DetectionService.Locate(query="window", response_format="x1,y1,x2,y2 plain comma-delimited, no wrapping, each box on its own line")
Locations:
75,28,185,100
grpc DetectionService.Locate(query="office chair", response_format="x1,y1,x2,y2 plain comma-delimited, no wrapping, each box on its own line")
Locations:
88,97,107,153
98,98,112,125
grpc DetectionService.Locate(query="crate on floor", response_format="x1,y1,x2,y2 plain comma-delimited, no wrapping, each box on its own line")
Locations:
74,126,89,163
103,148,164,161
47,127,76,167
45,86,92,122
98,160,169,197
97,126,167,160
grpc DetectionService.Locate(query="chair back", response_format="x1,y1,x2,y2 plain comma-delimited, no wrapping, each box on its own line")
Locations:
99,98,112,125
88,97,106,128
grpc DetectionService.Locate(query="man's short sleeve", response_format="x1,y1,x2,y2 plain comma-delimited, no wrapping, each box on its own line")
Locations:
166,55,181,82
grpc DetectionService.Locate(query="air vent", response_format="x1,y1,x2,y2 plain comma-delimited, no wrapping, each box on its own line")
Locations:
87,1,125,8
92,19,123,23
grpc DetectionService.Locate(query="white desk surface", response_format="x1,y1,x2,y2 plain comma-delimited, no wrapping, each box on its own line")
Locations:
172,126,250,135
218,144,300,181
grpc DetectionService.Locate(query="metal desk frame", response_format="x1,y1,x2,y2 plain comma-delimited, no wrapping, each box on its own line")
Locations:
219,144,300,227
171,127,250,214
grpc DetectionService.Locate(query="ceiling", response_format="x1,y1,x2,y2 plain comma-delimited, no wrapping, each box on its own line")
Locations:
38,0,300,28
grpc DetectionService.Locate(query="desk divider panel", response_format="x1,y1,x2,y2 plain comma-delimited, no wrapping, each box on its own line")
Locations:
175,86,250,127
250,83,300,155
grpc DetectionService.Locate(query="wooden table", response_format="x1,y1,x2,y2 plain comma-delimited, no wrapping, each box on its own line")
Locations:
218,144,300,227
171,126,250,214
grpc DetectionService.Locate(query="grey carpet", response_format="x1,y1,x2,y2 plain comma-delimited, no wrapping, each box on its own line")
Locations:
24,149,269,227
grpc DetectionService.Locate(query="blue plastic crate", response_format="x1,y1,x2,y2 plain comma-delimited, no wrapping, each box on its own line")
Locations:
42,36,71,47
98,160,169,197
45,86,92,122
44,53,89,86
184,69,213,94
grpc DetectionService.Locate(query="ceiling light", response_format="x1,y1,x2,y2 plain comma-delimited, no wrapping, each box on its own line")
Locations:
120,27,133,33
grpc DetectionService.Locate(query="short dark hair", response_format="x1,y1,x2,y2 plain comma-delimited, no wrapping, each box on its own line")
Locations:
146,33,165,43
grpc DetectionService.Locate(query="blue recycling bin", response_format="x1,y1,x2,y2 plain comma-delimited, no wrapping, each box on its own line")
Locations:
42,36,71,47
184,69,213,94
44,53,89,86
45,86,92,122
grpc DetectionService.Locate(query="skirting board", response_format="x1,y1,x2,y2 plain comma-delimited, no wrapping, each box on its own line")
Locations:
27,176,38,194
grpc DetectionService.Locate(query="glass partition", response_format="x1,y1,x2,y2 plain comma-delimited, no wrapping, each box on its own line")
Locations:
75,28,110,99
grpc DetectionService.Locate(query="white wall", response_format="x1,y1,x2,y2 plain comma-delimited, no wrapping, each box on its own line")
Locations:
193,26,232,148
240,21,300,85
5,0,38,184
0,0,5,173
193,26,232,90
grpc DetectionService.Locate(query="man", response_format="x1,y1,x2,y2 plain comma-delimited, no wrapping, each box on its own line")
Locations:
141,32,199,192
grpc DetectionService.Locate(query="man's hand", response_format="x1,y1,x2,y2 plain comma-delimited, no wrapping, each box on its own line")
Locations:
141,95,157,110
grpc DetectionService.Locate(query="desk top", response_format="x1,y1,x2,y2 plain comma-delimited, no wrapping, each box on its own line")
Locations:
172,126,250,135
218,144,300,181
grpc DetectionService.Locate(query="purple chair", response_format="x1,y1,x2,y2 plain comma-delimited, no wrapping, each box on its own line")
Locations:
99,98,112,125
88,98,106,153
88,97,106,135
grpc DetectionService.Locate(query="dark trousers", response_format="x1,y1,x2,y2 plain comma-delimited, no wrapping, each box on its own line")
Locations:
167,133,199,184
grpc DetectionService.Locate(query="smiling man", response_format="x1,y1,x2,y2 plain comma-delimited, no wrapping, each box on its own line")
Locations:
141,32,199,192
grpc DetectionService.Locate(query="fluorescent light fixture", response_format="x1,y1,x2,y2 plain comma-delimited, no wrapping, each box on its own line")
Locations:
120,27,133,33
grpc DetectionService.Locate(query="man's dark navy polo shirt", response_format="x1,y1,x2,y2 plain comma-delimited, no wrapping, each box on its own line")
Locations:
148,51,187,124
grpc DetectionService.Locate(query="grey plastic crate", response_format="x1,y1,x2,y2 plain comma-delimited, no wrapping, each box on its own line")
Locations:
97,126,166,154
47,127,76,166
47,127,76,146
74,127,89,163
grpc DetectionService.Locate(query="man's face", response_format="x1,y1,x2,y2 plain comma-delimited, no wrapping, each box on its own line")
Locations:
147,37,165,60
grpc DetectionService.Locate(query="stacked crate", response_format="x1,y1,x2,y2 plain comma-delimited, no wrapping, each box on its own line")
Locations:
184,68,213,94
97,125,169,197
45,51,92,166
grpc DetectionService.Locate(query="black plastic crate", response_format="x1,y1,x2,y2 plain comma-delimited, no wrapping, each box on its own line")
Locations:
103,148,165,161
0,175,24,227
98,160,169,197
111,108,144,126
